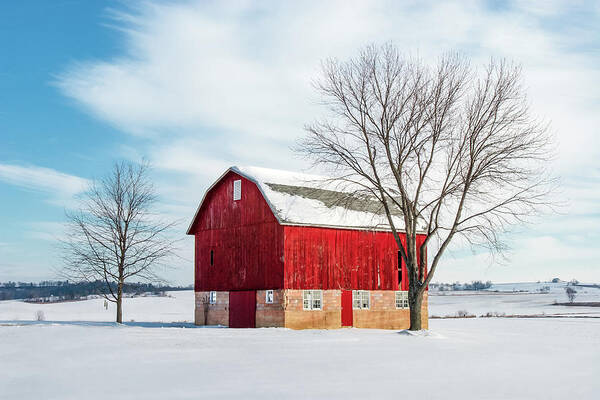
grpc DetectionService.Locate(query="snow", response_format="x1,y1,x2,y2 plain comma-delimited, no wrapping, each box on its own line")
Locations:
0,289,600,400
232,165,408,230
487,281,584,294
429,281,600,317
5,283,595,323
0,291,195,323
1,289,599,399
1,318,598,399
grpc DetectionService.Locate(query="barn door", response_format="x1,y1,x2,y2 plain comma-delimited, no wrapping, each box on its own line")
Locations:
229,291,256,328
341,290,353,327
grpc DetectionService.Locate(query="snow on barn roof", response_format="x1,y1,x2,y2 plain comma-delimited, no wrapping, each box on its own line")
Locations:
187,165,416,233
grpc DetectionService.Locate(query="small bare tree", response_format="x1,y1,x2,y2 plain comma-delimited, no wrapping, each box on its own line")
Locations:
35,310,45,321
565,287,577,303
300,44,554,330
62,161,176,323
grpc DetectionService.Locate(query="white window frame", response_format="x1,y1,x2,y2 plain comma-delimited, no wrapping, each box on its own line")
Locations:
265,290,274,304
209,291,217,304
352,290,370,309
233,179,242,201
302,290,322,310
395,291,409,309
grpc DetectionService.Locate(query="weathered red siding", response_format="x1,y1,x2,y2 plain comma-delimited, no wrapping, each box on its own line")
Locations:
191,172,284,291
283,226,426,290
190,169,426,293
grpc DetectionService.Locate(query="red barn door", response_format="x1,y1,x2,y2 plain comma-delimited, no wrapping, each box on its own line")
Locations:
229,291,256,328
341,290,353,327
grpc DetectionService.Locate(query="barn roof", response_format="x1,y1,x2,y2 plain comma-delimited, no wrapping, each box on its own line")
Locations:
187,165,418,234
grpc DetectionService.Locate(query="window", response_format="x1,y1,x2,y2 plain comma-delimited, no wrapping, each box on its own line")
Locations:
209,291,217,304
210,250,214,266
265,290,274,304
233,179,241,201
302,290,322,310
352,290,370,309
395,291,409,309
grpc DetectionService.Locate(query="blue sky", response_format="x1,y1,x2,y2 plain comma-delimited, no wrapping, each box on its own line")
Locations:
1,0,599,285
0,2,124,281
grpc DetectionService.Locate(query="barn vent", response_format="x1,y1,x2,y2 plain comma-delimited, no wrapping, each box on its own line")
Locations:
233,179,241,200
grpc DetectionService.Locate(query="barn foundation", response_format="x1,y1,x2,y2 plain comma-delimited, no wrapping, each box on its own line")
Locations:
195,290,427,329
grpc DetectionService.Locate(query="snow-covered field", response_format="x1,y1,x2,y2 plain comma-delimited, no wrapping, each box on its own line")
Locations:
0,291,195,323
1,286,599,399
429,281,600,318
3,282,597,323
1,318,598,399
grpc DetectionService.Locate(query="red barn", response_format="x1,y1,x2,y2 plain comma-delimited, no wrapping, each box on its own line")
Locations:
187,166,428,329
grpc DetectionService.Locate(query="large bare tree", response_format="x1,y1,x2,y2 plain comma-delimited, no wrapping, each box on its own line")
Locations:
62,161,176,323
300,44,554,330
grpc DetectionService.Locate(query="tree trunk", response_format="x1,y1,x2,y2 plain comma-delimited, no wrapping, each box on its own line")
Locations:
408,289,424,331
116,282,123,323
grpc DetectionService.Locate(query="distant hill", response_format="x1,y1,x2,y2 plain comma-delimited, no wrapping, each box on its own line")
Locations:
0,280,192,302
431,280,597,294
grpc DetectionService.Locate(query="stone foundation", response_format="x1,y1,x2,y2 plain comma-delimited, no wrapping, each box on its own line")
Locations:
256,290,285,327
284,290,341,329
195,291,229,326
352,291,428,330
195,290,428,329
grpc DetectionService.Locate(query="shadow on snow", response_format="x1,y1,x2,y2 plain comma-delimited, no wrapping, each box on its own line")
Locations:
0,320,224,329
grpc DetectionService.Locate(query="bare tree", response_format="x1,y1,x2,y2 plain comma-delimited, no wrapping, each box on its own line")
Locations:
62,161,177,323
299,44,555,330
565,287,577,303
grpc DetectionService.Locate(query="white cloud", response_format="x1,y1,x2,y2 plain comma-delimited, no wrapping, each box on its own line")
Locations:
436,234,600,283
51,0,600,283
54,1,600,175
0,163,89,204
25,221,67,242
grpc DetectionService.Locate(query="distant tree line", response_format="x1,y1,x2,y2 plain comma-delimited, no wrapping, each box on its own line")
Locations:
431,281,493,292
0,280,192,301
